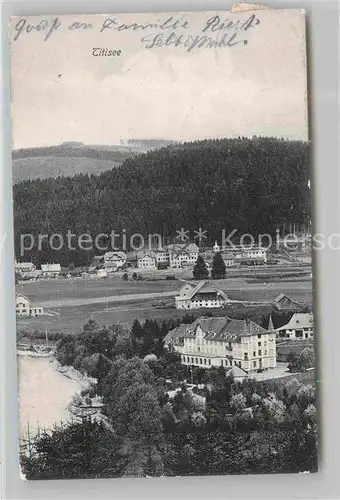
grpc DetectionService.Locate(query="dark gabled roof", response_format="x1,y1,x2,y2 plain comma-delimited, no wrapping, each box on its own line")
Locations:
274,293,301,306
165,316,268,345
164,323,188,346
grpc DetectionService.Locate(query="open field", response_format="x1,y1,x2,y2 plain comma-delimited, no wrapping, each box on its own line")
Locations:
12,144,140,183
16,268,314,335
13,157,121,184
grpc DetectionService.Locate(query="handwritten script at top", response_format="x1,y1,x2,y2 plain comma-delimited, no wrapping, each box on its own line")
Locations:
12,14,261,51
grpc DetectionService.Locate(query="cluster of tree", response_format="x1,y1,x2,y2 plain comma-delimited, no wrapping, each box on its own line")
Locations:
287,348,315,373
33,314,317,479
21,360,318,479
54,310,304,379
14,137,310,266
193,253,226,280
20,420,129,480
55,318,188,388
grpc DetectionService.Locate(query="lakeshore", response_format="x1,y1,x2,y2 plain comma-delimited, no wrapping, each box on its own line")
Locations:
18,355,89,437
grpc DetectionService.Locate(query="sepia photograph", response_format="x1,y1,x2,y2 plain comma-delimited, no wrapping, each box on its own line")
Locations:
10,7,317,480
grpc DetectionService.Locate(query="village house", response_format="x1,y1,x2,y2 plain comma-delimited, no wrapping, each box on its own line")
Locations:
175,280,229,310
275,312,314,340
164,316,276,371
273,293,303,311
166,243,199,268
137,250,157,268
154,249,170,266
15,261,36,274
41,263,61,278
104,251,127,272
224,257,236,267
15,293,44,317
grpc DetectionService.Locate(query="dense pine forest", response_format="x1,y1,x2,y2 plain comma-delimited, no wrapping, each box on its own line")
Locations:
13,137,310,266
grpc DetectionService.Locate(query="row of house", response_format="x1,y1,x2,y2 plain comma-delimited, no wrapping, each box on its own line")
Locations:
136,243,199,269
89,244,200,272
16,240,268,278
212,241,268,265
15,261,61,279
175,282,306,312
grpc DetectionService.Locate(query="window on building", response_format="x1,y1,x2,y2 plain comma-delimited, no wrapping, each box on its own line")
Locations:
200,359,202,365
257,334,261,339
253,361,257,368
208,359,211,366
253,351,256,357
258,350,262,356
244,353,248,361
264,350,267,355
296,330,303,338
195,358,198,364
258,341,261,347
204,359,207,365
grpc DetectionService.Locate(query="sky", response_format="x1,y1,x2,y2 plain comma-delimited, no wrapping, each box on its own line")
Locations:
11,9,308,149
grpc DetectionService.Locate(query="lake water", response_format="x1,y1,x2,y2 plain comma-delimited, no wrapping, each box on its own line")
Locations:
18,355,83,437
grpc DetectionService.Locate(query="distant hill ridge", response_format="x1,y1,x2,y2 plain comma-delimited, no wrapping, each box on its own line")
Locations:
12,141,181,183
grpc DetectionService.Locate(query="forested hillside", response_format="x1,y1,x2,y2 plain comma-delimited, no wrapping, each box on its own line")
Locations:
14,137,310,266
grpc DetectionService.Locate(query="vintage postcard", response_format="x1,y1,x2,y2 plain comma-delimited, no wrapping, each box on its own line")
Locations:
11,7,317,480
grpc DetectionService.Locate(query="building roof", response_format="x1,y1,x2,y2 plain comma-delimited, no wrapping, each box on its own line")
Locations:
226,365,249,378
104,251,126,260
177,280,229,301
276,312,314,331
41,263,61,271
136,250,157,259
274,293,301,306
16,293,30,302
166,243,199,254
15,262,35,268
165,316,268,345
268,315,275,331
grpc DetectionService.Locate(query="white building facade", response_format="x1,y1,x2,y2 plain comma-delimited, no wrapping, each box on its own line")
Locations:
16,294,44,317
41,263,61,277
167,243,199,268
15,261,36,274
137,251,157,268
165,316,276,372
276,313,314,340
104,252,127,272
175,281,229,310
